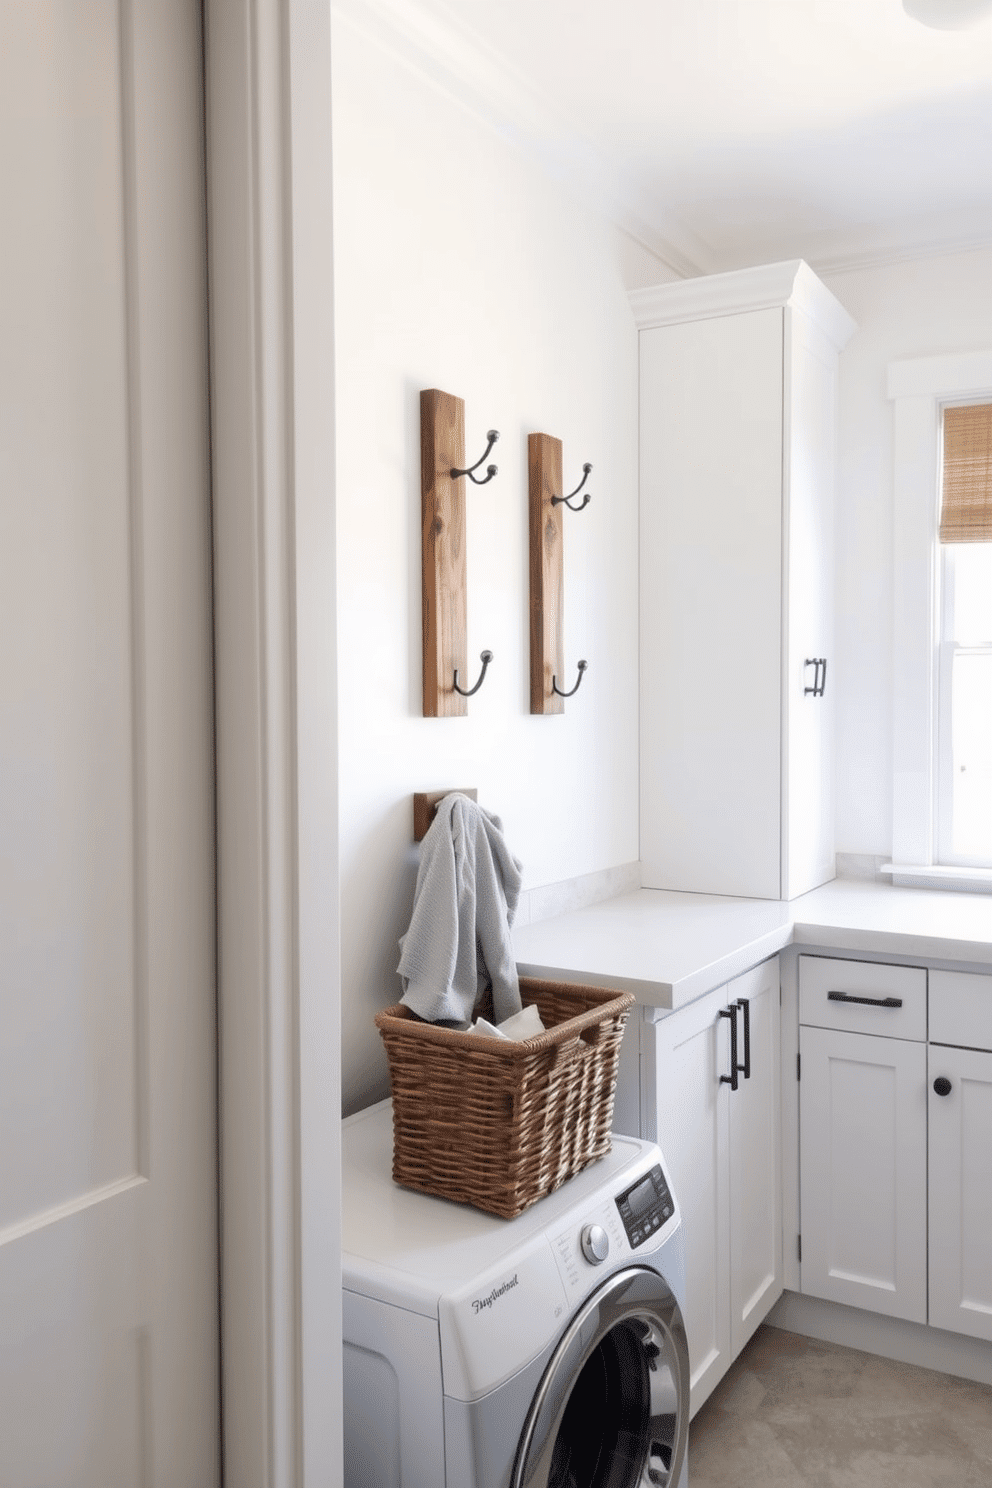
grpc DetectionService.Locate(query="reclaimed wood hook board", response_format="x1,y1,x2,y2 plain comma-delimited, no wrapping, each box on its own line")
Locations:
412,788,478,842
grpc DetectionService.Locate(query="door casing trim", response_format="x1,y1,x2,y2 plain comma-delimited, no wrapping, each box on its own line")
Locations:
204,2,341,1483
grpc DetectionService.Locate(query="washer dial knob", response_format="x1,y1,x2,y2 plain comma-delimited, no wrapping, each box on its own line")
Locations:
580,1223,610,1265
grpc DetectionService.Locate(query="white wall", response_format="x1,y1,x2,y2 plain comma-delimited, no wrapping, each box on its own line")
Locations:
332,16,643,1112
823,247,992,858
330,11,992,1112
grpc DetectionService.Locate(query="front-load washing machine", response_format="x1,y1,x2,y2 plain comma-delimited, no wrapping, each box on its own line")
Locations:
342,1100,690,1488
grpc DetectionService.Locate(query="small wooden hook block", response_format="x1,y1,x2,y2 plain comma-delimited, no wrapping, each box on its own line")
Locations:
528,432,565,714
413,788,478,842
421,389,468,717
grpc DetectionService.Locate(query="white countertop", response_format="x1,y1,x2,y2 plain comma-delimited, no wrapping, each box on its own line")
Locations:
512,879,992,1009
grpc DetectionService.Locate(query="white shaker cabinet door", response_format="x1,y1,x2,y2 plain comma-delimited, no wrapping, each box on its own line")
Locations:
782,308,837,899
650,986,733,1415
648,956,782,1417
929,1045,992,1342
639,309,784,900
799,1027,927,1323
729,958,782,1357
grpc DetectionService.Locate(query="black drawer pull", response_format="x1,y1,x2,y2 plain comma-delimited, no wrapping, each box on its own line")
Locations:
827,990,903,1009
736,997,751,1080
933,1076,952,1097
719,1006,739,1091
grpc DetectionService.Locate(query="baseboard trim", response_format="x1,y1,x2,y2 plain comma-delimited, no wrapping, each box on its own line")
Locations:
768,1291,992,1387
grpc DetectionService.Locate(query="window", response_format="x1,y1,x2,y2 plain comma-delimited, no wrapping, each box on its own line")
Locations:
936,403,992,866
888,352,992,886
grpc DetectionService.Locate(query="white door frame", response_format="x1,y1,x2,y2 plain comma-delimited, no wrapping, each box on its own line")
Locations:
205,3,341,1484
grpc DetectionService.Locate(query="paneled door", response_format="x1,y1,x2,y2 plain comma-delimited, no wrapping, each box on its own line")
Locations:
647,958,782,1417
650,986,732,1413
728,957,782,1358
928,1044,992,1342
0,4,219,1484
799,1027,927,1324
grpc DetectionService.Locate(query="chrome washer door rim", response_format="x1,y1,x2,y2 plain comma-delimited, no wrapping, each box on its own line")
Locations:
511,1266,690,1488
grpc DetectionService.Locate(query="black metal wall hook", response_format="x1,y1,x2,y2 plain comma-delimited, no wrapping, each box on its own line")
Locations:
552,659,587,697
453,649,493,697
551,462,592,512
451,430,499,485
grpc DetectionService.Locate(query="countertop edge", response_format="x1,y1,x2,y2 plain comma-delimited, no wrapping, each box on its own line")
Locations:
513,882,992,1014
791,921,992,968
518,924,796,1010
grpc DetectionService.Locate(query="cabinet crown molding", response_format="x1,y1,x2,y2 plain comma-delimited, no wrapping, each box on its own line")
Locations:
630,259,856,351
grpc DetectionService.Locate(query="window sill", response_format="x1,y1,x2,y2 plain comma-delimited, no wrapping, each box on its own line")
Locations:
881,863,992,895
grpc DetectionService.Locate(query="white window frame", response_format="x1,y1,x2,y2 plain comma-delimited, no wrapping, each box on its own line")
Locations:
936,542,958,867
936,523,992,868
887,350,992,890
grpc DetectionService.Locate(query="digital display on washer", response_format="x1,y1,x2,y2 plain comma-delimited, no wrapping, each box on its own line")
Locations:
616,1163,674,1248
626,1176,656,1219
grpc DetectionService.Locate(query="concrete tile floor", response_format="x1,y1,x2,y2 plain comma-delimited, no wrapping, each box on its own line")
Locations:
687,1325,992,1487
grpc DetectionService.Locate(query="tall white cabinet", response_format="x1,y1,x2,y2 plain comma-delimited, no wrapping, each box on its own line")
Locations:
633,261,856,900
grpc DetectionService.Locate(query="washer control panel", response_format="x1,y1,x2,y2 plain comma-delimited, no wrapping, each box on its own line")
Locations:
551,1200,626,1299
615,1163,674,1249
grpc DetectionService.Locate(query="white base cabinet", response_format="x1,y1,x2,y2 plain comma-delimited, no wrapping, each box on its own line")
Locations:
642,957,781,1414
798,956,992,1346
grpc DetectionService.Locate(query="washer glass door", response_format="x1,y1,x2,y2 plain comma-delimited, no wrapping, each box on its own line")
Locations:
512,1267,689,1488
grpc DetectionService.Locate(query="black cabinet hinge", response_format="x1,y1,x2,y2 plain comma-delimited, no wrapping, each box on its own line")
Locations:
797,1052,801,1081
798,1235,802,1263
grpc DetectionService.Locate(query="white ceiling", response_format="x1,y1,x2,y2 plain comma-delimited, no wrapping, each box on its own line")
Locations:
341,0,992,276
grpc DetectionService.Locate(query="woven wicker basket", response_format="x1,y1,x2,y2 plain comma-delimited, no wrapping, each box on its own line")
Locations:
374,977,635,1219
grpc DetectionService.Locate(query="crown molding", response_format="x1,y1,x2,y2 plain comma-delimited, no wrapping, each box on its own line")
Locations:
332,0,704,279
810,232,992,280
630,259,857,349
332,0,992,287
332,0,549,142
787,202,992,281
613,210,704,282
789,260,858,349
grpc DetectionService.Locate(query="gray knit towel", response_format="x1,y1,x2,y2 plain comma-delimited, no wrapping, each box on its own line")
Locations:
398,793,523,1025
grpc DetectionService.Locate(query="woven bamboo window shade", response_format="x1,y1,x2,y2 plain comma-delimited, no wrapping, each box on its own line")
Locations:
940,403,992,543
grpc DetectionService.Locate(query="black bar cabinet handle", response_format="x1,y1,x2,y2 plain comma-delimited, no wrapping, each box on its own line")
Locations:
719,1006,738,1091
827,990,903,1009
736,997,751,1079
804,657,828,697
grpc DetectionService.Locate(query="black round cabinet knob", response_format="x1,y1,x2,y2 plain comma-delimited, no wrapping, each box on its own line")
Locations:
933,1076,952,1097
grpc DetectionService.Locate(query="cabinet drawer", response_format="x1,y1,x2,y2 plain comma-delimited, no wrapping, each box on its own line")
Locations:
799,956,926,1041
929,969,992,1052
